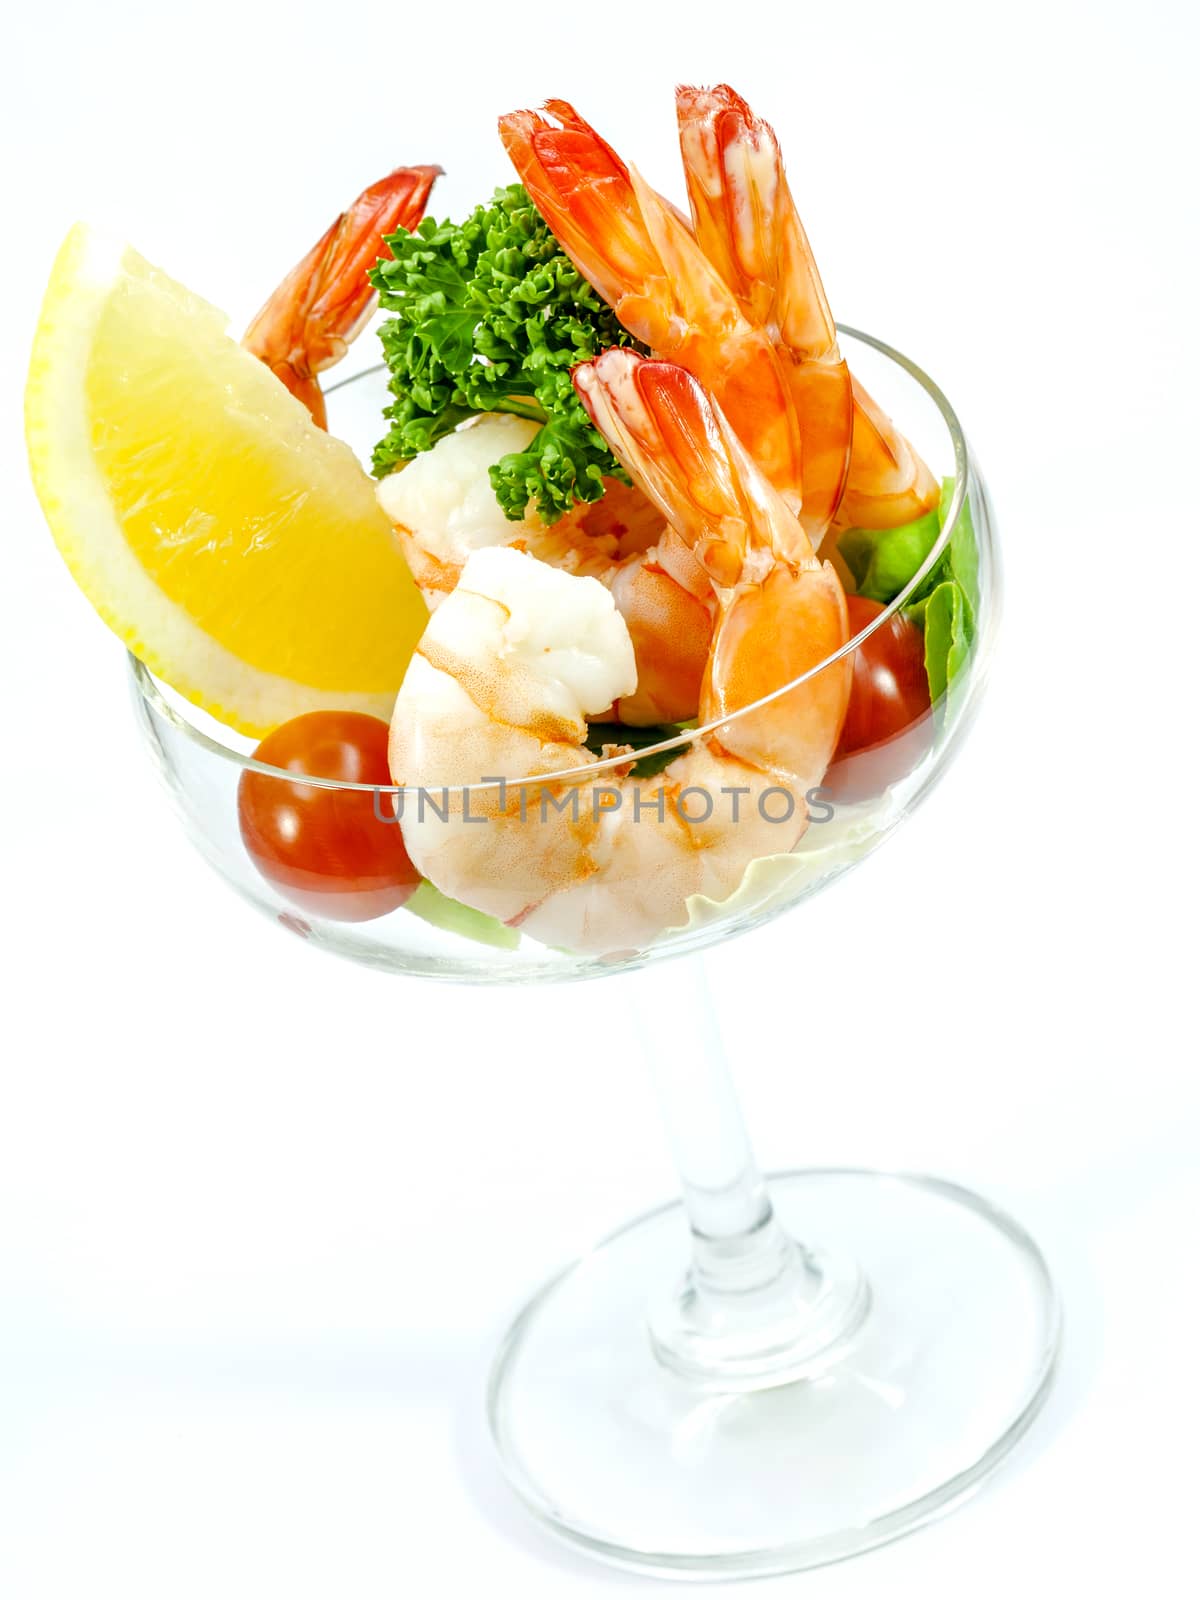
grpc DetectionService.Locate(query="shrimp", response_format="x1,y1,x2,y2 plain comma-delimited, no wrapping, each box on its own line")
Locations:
242,163,441,429
498,101,811,521
673,83,852,542
834,375,941,530
675,84,938,534
388,350,851,956
376,413,714,724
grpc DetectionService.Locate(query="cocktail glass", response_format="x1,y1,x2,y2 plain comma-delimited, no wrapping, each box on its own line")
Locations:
127,329,1059,1579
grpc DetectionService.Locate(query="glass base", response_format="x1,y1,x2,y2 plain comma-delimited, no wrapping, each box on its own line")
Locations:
487,1169,1060,1580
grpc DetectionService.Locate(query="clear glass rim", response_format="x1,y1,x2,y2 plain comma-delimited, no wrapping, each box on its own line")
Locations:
129,324,969,795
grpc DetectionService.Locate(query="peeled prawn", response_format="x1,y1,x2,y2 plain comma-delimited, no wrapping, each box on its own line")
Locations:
675,84,938,534
243,164,441,428
377,413,713,724
388,351,851,956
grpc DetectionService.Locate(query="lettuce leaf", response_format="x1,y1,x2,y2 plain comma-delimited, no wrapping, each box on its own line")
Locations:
837,476,979,704
404,880,519,950
921,579,971,704
938,474,980,616
838,508,941,603
916,478,978,700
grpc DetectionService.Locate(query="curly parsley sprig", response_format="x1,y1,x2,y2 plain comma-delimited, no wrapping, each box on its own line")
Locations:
369,184,647,523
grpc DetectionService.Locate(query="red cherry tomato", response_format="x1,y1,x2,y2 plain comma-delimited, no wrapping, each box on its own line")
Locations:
826,595,933,802
838,595,932,754
238,711,418,923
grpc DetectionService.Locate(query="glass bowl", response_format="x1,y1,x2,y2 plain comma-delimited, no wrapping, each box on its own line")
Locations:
129,326,1000,985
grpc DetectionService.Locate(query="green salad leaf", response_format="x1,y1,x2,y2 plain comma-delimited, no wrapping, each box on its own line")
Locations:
838,508,941,604
911,478,980,703
921,580,971,704
369,184,648,523
837,476,980,704
404,880,519,949
937,474,980,616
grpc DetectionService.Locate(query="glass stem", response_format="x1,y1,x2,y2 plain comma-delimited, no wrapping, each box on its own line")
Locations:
626,954,869,1391
629,955,788,1282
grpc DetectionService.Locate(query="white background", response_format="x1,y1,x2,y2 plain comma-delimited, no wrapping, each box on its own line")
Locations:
2,1,1197,1594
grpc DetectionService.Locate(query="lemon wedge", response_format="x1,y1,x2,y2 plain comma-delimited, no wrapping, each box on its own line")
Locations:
25,224,427,735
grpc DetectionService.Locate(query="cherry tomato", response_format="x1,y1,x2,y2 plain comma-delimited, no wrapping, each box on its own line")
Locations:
238,711,419,923
838,595,932,754
826,595,933,802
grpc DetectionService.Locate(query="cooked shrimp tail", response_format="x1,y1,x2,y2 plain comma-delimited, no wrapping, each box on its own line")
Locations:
837,375,941,529
575,350,850,782
499,101,807,515
243,163,441,428
674,83,852,542
498,103,654,325
675,84,938,535
675,85,842,376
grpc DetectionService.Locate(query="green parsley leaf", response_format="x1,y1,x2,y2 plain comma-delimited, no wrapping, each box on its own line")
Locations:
369,184,648,523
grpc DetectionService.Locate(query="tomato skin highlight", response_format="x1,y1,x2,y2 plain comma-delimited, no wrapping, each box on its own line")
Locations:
826,595,933,801
238,711,419,923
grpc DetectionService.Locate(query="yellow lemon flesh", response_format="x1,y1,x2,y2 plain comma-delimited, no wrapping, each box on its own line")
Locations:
25,224,427,736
